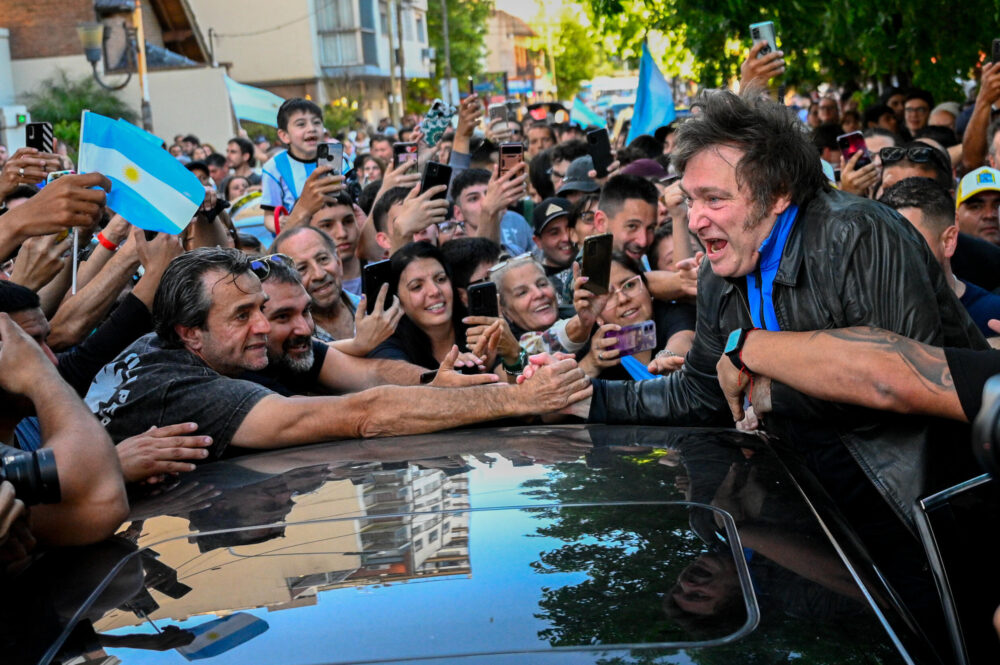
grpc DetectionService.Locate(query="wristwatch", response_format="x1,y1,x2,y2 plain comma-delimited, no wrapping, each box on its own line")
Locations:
724,327,754,371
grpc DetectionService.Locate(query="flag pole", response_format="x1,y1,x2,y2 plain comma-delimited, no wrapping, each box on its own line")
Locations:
72,109,89,295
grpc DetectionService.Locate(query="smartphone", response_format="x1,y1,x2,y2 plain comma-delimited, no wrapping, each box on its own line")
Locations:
993,38,1000,63
467,77,475,96
586,128,614,179
420,161,453,201
393,142,419,169
488,103,508,123
837,131,871,168
581,232,613,295
26,121,54,153
316,142,344,175
45,169,74,184
362,259,392,315
499,143,524,177
749,21,777,58
604,320,657,356
468,281,499,317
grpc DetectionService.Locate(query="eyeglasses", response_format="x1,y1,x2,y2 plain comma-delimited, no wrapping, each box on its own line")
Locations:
904,105,929,115
548,168,566,180
879,146,950,173
606,274,644,302
487,252,533,277
437,220,466,234
249,253,293,281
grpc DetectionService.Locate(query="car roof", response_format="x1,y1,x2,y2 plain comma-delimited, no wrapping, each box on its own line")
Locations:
21,425,940,665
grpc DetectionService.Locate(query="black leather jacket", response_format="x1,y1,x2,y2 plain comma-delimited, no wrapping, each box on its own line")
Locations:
589,186,988,526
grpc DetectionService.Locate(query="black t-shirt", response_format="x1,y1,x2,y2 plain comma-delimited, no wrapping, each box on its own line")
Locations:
85,333,273,458
244,339,330,396
944,346,1000,421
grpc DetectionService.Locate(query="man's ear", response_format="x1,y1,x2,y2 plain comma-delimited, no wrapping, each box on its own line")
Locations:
593,209,608,233
375,231,391,253
769,192,793,218
941,224,960,259
176,324,204,352
532,235,543,251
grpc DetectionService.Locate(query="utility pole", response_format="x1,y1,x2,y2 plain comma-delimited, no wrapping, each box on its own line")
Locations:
395,0,407,120
440,0,452,105
386,1,398,123
133,0,153,131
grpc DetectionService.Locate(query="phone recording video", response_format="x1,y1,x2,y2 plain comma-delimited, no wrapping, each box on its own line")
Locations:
362,259,392,315
499,143,523,177
420,162,452,201
749,21,778,58
582,233,614,295
468,281,499,318
393,142,419,170
26,121,54,153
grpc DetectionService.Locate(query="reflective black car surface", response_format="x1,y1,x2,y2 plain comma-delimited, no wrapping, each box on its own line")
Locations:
5,425,985,664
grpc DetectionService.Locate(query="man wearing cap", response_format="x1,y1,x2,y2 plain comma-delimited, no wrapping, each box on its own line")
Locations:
531,197,577,315
955,166,1000,245
556,155,601,204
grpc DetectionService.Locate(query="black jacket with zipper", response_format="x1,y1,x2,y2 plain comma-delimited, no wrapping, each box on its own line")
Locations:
589,185,987,528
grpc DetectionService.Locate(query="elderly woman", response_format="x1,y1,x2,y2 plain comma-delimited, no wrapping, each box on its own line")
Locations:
464,254,597,375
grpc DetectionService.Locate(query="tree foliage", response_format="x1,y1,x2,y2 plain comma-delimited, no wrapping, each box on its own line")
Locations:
551,13,604,99
23,70,138,159
427,0,493,83
578,0,1000,103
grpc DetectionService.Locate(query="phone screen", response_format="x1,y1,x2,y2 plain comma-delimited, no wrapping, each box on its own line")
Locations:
316,143,344,174
837,131,871,168
581,233,613,295
393,142,419,169
499,144,523,177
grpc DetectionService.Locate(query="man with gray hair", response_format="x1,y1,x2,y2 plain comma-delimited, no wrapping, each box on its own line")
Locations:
86,247,591,459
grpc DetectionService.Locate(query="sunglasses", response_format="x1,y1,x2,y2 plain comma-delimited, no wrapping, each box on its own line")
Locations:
249,253,293,281
487,252,533,277
879,146,950,173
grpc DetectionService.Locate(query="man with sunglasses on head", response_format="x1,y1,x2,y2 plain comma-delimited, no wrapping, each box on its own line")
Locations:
877,141,954,197
86,248,592,459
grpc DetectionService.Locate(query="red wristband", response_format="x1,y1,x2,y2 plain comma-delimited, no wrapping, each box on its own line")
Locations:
97,231,118,252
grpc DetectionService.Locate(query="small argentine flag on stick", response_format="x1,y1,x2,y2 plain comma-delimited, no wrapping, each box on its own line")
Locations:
77,111,205,234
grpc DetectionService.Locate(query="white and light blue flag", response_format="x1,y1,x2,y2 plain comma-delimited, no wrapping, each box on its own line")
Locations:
176,612,269,661
225,75,285,127
77,111,205,234
626,42,676,144
571,97,606,128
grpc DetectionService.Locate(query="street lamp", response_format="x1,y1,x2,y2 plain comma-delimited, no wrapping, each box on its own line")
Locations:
76,22,133,91
76,5,154,132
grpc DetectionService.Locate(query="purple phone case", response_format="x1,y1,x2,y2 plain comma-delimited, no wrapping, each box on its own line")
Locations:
604,320,656,356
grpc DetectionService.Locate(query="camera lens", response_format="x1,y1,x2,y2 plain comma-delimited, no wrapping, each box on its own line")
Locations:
0,445,61,506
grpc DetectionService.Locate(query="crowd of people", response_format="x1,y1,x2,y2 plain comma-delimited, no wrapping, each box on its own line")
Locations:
2,41,1000,585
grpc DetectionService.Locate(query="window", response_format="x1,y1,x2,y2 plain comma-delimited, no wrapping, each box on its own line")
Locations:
428,530,438,543
402,7,414,41
415,14,426,43
316,0,361,66
379,0,389,34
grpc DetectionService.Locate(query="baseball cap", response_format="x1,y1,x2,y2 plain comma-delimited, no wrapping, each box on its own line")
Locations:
957,166,1000,207
532,197,572,235
557,155,600,195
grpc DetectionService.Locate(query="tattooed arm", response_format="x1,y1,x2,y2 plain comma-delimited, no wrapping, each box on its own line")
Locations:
716,327,965,422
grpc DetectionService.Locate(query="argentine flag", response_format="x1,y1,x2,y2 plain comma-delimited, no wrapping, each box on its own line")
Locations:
626,43,676,144
78,111,205,234
225,75,285,127
571,97,606,129
176,612,269,660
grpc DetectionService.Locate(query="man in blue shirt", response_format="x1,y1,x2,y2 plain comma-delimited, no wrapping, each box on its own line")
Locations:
880,177,1000,340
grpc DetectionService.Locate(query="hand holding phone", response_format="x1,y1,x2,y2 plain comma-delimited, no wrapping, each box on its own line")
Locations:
393,142,419,170
498,143,524,178
316,143,344,175
420,162,453,201
749,21,778,58
26,122,54,153
603,320,657,357
837,131,871,169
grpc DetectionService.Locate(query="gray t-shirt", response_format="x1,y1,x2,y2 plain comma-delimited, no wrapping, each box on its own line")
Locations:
85,333,272,459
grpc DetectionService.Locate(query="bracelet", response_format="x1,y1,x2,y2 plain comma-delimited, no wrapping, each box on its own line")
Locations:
501,348,528,375
96,231,119,252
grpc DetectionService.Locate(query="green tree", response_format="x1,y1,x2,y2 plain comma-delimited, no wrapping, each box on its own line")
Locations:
551,14,603,99
577,0,1000,103
23,71,138,159
427,0,493,83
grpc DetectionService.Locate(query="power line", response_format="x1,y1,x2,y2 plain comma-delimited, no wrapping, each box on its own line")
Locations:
211,0,336,39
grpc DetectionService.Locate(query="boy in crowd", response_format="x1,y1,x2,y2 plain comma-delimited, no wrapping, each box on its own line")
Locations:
261,98,344,233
